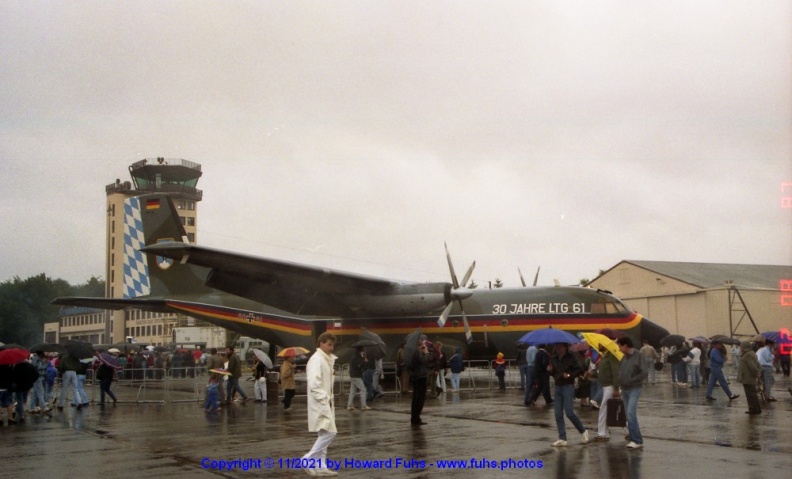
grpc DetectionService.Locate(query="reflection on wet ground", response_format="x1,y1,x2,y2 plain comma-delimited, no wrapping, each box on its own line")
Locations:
1,377,791,478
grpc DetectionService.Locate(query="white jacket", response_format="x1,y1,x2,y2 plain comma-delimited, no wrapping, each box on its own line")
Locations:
684,347,701,366
306,347,337,433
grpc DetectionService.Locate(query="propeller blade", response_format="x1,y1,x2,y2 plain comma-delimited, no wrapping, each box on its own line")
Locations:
445,242,460,289
460,261,476,287
533,266,541,287
461,307,473,344
519,268,527,287
437,302,453,328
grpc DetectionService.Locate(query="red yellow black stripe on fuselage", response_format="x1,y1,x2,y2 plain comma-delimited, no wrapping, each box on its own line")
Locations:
164,299,642,356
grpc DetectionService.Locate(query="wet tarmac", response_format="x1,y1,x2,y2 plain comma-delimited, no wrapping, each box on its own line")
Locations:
2,375,791,478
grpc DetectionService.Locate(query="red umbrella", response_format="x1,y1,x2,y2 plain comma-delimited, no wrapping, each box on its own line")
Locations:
0,348,30,366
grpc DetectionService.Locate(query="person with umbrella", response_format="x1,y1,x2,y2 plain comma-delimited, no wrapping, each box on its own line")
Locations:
526,345,553,407
591,343,620,441
57,354,83,411
549,342,589,447
253,354,268,403
616,337,648,449
409,337,434,426
757,339,776,402
346,346,370,411
705,341,740,402
302,332,339,476
96,348,123,405
205,348,227,404
280,353,296,411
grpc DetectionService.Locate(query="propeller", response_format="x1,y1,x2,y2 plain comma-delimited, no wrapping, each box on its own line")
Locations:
437,243,475,343
519,266,540,287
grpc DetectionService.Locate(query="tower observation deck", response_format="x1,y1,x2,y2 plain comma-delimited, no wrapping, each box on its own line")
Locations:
106,157,203,201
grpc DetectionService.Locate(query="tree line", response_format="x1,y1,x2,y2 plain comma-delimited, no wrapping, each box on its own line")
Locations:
0,274,104,347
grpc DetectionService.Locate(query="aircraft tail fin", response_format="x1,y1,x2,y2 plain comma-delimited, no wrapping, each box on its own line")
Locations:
122,194,211,298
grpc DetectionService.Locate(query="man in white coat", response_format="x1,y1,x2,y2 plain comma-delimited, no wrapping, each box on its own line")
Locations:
302,332,339,477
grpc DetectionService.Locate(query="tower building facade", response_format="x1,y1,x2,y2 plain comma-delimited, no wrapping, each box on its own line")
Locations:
104,158,203,344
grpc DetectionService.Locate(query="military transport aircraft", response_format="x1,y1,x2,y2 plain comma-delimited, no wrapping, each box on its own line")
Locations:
54,194,668,360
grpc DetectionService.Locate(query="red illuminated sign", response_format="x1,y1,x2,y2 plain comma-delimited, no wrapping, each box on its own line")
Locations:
782,279,792,307
779,328,792,355
783,182,792,208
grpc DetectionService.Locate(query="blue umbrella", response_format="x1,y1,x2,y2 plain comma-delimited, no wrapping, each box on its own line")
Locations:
761,330,792,344
517,327,580,345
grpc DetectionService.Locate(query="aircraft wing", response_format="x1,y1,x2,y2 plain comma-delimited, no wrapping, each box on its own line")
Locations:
52,297,170,312
141,242,404,315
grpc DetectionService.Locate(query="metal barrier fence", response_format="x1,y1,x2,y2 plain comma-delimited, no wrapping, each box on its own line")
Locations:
45,360,573,405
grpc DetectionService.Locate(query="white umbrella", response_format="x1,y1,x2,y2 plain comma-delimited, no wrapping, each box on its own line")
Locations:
252,349,273,369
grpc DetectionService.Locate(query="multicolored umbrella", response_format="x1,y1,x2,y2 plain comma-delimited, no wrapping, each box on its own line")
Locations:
277,346,310,358
209,368,232,376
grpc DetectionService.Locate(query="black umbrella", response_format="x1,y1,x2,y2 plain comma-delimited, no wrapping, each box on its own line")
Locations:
359,328,387,360
709,335,741,345
28,343,66,354
402,328,423,368
63,339,95,359
659,334,685,348
0,343,27,351
351,339,380,348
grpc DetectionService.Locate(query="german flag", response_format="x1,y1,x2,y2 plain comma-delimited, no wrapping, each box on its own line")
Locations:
145,198,161,210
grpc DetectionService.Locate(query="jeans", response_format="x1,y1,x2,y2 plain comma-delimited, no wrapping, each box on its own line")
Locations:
58,371,78,408
706,366,733,398
99,379,117,403
644,358,656,384
29,377,47,410
522,366,536,404
621,387,643,444
347,378,367,408
450,372,461,390
760,366,774,397
519,364,529,389
554,384,586,440
74,374,89,405
226,377,248,400
687,364,700,387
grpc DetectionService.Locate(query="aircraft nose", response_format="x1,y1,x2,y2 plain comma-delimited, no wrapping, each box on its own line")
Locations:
641,316,670,347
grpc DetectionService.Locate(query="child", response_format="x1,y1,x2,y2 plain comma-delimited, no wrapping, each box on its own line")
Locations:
204,375,222,413
495,352,507,390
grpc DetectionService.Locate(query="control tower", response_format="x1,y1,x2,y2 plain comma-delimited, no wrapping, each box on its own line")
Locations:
104,158,203,344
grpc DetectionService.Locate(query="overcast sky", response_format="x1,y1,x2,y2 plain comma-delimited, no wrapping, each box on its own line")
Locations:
1,1,790,289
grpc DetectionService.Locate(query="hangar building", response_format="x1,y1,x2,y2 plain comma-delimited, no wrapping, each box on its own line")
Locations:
587,261,792,340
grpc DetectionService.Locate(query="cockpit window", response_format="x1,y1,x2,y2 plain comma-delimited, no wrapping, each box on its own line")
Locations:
591,300,628,314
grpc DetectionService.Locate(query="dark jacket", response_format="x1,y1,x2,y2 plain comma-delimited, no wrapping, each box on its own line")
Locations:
449,351,464,374
550,351,584,386
618,349,647,389
736,350,760,385
12,361,39,392
58,355,82,373
349,353,367,379
410,350,434,380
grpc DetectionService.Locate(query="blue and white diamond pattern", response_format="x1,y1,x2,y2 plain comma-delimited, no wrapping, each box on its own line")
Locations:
123,197,151,298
